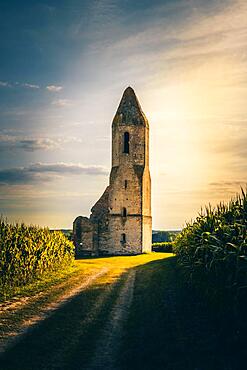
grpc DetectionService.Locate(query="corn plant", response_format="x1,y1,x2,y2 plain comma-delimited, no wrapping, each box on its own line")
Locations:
0,218,74,297
174,188,247,325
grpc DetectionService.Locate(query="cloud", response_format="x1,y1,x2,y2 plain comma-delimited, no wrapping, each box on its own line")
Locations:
22,83,40,89
0,186,95,201
46,85,63,92
0,81,40,89
207,130,247,161
0,168,42,185
97,0,247,88
208,181,247,195
209,181,246,188
0,81,11,87
18,137,83,151
29,163,108,175
0,162,108,185
18,138,60,151
0,81,41,89
0,135,82,152
51,99,74,107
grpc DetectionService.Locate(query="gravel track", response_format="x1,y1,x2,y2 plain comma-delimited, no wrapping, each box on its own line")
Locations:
86,270,136,370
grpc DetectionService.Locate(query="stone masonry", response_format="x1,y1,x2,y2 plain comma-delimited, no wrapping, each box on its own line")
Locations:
73,87,152,256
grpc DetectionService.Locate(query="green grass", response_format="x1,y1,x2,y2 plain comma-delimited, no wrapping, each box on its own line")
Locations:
0,264,77,302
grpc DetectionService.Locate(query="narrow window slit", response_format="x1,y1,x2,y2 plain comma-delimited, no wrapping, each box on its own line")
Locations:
123,132,129,153
121,233,126,243
122,207,127,217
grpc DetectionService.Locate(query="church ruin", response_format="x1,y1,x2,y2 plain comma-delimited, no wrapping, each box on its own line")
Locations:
73,87,152,256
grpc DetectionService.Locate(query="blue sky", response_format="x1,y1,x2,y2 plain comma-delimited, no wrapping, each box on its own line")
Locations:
0,0,247,229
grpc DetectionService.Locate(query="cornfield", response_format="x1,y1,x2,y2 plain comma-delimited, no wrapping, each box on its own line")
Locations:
0,219,74,296
175,189,247,332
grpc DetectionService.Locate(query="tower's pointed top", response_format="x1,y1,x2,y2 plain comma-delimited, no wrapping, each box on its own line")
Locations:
112,86,149,127
122,86,136,97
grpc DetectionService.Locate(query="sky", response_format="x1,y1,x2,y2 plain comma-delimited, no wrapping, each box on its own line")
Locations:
0,0,247,230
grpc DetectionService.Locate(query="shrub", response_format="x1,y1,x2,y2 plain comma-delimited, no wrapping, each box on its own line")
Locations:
152,242,174,253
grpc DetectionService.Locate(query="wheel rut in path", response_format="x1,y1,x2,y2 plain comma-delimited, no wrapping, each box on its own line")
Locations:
86,270,136,370
0,267,109,354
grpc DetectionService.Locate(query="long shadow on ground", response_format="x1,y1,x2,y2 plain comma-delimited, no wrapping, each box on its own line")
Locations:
119,256,247,370
0,256,246,370
0,270,127,370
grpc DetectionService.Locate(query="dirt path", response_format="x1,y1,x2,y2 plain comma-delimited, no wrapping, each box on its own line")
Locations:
87,270,136,370
0,267,109,354
0,254,175,370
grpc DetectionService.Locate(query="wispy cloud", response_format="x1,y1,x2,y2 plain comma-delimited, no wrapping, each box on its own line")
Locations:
46,85,63,92
208,181,247,195
97,0,247,88
0,81,40,89
0,81,63,90
21,83,40,89
0,135,82,152
210,181,246,188
0,162,108,185
18,138,63,152
51,99,74,107
30,162,108,175
0,81,11,87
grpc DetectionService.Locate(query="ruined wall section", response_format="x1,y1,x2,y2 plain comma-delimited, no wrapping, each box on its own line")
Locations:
73,216,94,257
90,186,110,254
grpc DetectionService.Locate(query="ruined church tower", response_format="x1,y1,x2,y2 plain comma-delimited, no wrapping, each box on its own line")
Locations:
107,87,152,254
73,87,152,255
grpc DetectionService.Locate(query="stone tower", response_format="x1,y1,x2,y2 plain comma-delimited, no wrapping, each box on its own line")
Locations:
73,87,152,255
107,86,152,254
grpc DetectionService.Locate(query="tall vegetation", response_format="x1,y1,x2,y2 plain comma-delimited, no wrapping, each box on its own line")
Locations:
0,219,74,297
175,189,247,338
152,241,174,253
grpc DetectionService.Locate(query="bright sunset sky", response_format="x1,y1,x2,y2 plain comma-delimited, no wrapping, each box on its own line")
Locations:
0,0,246,229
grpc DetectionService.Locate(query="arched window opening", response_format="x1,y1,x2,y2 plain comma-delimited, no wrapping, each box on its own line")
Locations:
121,233,126,243
122,207,127,217
124,180,128,189
123,132,130,153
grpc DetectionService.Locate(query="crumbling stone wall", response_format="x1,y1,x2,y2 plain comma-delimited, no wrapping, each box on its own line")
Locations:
90,186,110,253
73,216,94,257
